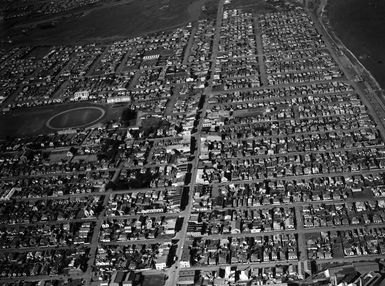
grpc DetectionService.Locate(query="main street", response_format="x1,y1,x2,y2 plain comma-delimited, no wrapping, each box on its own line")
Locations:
166,0,225,285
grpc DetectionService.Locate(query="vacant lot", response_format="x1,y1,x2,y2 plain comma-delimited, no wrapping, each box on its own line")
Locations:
227,0,277,14
2,0,206,45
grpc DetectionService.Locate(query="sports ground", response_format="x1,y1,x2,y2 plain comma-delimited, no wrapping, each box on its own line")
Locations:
0,103,110,139
46,106,105,130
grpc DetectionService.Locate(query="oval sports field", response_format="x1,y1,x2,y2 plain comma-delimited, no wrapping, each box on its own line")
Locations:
46,106,105,130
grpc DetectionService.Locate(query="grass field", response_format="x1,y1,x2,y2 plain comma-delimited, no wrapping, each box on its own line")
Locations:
47,106,105,130
0,103,109,139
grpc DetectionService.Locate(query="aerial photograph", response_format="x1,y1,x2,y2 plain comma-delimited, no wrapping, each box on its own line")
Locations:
1,0,385,285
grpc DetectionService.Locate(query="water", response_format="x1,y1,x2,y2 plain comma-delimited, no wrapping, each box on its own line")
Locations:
327,0,385,89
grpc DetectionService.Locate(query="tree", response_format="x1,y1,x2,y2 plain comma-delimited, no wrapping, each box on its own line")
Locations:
121,109,137,126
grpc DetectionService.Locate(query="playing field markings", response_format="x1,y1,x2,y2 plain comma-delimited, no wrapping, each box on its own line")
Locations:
46,106,106,130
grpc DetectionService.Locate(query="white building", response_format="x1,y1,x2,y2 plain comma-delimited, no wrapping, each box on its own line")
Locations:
73,90,90,101
107,95,131,104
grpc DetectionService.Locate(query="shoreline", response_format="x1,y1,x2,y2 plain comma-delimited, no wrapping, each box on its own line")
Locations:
320,0,382,94
309,0,385,140
323,0,385,92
